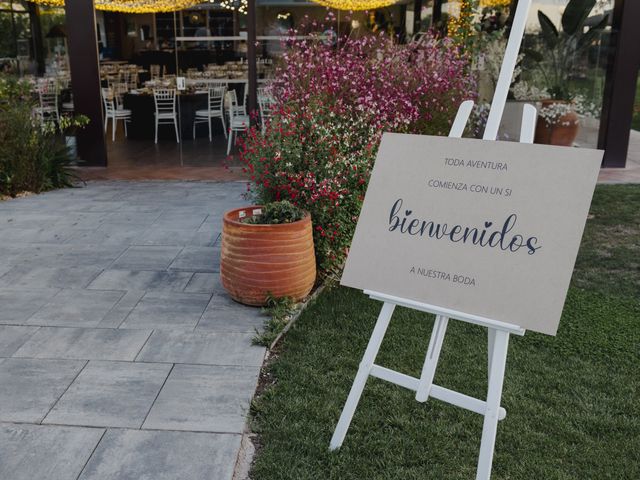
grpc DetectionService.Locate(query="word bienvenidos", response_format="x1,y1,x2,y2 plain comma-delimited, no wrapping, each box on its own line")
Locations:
388,199,541,255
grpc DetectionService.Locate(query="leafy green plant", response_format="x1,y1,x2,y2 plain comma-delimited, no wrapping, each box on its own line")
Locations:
246,201,305,225
253,294,297,347
0,74,87,197
528,0,607,99
0,75,32,100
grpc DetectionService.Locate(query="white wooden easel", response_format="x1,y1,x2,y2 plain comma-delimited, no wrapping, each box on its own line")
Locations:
329,2,537,479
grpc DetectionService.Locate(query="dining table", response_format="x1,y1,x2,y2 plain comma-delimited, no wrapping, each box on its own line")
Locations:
123,90,209,141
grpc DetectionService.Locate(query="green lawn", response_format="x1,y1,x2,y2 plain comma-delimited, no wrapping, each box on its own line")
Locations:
250,185,640,480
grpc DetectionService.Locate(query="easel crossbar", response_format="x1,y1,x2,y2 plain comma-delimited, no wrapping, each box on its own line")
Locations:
365,291,525,336
370,364,506,420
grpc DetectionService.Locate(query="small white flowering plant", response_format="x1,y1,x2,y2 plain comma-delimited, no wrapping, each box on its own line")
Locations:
534,92,599,128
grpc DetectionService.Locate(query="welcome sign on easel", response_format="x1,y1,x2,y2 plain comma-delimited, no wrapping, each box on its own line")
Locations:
341,134,602,335
331,133,603,480
329,2,605,478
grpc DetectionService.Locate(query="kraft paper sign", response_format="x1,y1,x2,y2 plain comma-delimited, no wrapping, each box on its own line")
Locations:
341,133,603,335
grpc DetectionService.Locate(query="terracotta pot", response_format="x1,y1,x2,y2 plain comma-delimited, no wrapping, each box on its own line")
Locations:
220,206,316,306
534,99,580,146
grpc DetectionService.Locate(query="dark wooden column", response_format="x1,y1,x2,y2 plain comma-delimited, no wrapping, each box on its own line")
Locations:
65,0,107,166
433,0,443,24
247,0,257,124
598,0,640,168
505,0,519,36
412,0,422,35
27,3,45,75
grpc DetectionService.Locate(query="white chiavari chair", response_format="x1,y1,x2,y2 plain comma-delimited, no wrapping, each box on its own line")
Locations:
226,90,249,155
193,85,227,141
101,87,131,142
153,88,179,144
257,87,276,134
127,70,138,90
34,79,59,122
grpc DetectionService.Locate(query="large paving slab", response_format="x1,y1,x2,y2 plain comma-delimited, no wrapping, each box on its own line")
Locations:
95,290,147,328
66,225,146,246
143,364,260,433
88,269,193,292
0,226,74,244
111,246,183,270
0,288,60,324
14,327,152,361
0,265,104,289
132,226,217,247
184,272,225,294
0,358,86,423
152,212,209,230
168,246,220,272
197,294,267,333
78,429,241,480
0,181,266,478
45,361,172,428
0,325,39,357
0,423,105,480
136,330,265,366
119,291,211,330
27,289,125,327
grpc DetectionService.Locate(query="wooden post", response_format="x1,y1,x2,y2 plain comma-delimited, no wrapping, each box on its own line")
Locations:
65,0,107,166
413,0,422,36
598,0,640,168
247,0,257,124
433,0,443,25
27,3,45,75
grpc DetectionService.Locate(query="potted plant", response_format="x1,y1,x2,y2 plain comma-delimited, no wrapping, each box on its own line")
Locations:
220,200,316,306
526,0,607,146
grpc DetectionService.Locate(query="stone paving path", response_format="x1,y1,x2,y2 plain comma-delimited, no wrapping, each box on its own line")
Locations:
0,181,267,480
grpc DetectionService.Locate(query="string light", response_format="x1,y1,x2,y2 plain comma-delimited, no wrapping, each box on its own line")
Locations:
216,0,248,15
28,0,202,13
30,0,402,14
310,0,400,11
480,0,510,8
447,0,477,47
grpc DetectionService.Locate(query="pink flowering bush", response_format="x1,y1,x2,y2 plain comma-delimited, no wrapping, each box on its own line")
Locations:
239,32,476,274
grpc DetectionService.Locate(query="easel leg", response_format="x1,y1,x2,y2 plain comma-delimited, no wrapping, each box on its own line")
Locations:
329,302,396,450
476,329,510,480
415,315,449,402
487,328,496,382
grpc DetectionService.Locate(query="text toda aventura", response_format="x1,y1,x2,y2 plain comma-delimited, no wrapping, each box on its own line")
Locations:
388,198,541,255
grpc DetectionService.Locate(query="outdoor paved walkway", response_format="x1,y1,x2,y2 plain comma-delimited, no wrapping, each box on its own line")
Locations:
0,181,267,480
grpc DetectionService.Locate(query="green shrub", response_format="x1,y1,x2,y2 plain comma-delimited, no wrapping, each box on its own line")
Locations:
239,33,476,276
0,75,87,197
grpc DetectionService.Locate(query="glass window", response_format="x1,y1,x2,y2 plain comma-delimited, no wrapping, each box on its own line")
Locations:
516,0,614,148
0,10,15,57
